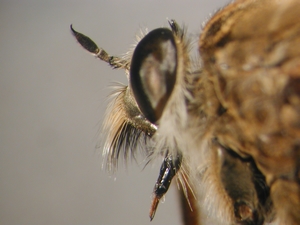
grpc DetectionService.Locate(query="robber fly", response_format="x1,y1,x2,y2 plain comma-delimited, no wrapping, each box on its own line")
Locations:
71,0,300,224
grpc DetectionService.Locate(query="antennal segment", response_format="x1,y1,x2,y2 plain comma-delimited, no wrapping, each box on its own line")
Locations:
70,24,128,69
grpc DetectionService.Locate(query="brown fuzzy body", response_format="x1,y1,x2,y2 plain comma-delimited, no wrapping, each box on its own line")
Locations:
196,0,300,223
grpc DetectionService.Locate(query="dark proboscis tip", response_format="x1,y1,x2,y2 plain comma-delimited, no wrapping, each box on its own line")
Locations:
149,153,182,221
149,196,160,221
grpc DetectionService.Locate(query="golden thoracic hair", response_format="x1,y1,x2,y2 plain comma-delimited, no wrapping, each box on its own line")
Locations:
71,0,300,224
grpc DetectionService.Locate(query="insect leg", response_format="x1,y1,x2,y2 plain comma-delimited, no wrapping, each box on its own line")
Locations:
217,145,271,225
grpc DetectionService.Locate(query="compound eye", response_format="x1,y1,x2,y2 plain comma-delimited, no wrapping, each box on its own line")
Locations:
130,28,177,124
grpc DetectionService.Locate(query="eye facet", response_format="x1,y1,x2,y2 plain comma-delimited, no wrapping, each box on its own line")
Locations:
130,28,177,124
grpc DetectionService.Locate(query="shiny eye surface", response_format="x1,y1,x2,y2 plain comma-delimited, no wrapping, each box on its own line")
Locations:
130,28,177,124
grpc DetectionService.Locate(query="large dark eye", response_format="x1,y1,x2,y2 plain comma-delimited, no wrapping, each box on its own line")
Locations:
130,28,177,124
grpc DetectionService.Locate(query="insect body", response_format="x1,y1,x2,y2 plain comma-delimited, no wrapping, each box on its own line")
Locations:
71,0,300,224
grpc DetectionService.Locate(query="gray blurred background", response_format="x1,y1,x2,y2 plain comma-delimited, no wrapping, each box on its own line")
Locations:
0,0,228,225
